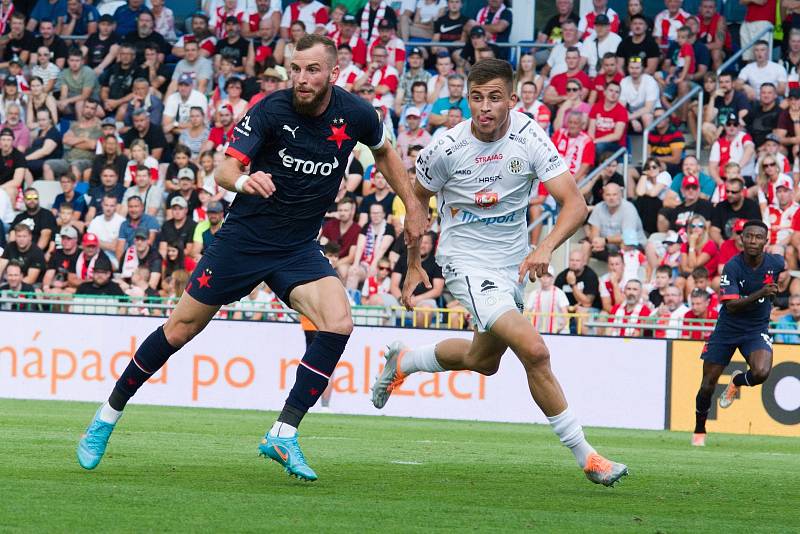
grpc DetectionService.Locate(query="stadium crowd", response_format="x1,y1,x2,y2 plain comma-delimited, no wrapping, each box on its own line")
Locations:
0,0,799,343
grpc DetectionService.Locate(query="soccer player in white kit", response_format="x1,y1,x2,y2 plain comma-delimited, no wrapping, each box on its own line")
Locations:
372,59,628,487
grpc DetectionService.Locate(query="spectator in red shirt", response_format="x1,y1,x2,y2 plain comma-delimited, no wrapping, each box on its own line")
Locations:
588,81,628,157
202,103,235,152
658,26,695,113
607,279,652,337
680,214,720,293
544,47,592,106
589,52,623,106
717,217,745,272
335,14,368,68
682,288,719,340
320,197,361,280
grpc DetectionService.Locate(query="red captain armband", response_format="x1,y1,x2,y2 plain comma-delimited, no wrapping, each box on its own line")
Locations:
225,146,251,166
719,294,739,301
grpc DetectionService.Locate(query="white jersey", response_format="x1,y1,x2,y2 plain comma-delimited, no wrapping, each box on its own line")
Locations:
416,111,568,268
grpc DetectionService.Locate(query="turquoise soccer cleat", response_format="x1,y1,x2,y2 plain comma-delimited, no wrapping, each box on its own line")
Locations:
77,406,118,470
258,433,318,481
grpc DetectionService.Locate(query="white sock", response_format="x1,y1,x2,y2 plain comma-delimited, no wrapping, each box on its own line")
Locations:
399,344,445,375
547,408,596,469
98,402,123,424
269,421,297,438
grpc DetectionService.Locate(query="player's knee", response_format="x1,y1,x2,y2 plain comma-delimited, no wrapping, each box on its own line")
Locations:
317,315,353,336
163,316,203,347
750,365,770,385
518,342,550,371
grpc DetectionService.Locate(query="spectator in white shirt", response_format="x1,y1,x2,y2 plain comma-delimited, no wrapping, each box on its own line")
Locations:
526,270,571,334
581,15,622,77
736,40,788,101
620,57,659,133
163,74,209,139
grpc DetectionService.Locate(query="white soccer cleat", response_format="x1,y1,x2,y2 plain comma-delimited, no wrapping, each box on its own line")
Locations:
371,341,407,409
719,370,743,409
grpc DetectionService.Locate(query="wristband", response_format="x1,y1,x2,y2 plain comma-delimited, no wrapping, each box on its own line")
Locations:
234,174,249,193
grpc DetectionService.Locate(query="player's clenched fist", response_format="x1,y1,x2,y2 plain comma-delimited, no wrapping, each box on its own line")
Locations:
519,247,552,283
239,171,276,198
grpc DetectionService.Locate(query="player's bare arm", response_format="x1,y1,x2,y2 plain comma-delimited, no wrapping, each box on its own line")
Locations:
519,171,588,282
373,142,432,307
723,283,778,313
216,154,276,198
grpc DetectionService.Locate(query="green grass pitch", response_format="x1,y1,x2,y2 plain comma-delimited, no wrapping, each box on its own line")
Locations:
1,399,797,532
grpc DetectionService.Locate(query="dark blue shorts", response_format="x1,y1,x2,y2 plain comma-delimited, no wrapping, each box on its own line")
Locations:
700,331,774,366
185,237,336,306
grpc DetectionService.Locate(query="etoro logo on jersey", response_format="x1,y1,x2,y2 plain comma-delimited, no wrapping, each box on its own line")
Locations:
278,148,339,175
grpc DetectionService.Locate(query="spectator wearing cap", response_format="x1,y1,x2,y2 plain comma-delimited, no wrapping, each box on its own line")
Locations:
663,155,715,208
42,98,103,180
579,0,621,40
214,15,250,73
74,231,103,283
98,44,147,120
432,0,469,55
280,0,328,40
582,14,622,78
455,25,501,71
333,14,367,68
701,72,749,147
737,42,787,101
394,47,430,114
354,43,399,109
42,225,81,293
202,104,236,153
24,109,62,181
81,14,121,74
61,0,99,38
0,13,35,69
766,174,798,254
709,113,755,184
710,176,761,243
0,223,46,284
167,167,201,216
659,173,714,232
368,18,405,72
0,75,25,128
57,48,100,120
396,107,432,167
158,196,197,259
123,164,164,221
247,68,283,107
429,74,470,128
10,187,58,251
52,172,88,220
163,74,209,139
0,126,27,200
168,40,214,97
616,14,661,75
87,192,125,266
112,0,151,38
193,200,224,258
172,12,217,60
116,195,159,260
774,87,800,157
426,51,456,103
359,0,399,44
76,250,125,297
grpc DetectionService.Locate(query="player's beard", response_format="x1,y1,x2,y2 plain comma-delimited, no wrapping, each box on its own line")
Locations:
292,82,330,116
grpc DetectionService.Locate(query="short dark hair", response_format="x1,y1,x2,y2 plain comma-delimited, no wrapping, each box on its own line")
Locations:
101,164,119,175
68,47,83,58
602,52,617,61
606,80,621,90
742,219,768,233
755,39,769,47
103,193,119,202
656,265,672,276
294,34,337,67
630,13,647,24
411,80,427,92
337,44,352,53
690,288,710,300
323,242,341,256
467,58,513,93
691,267,709,280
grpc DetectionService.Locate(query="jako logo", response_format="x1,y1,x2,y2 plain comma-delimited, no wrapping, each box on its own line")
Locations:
460,209,517,225
278,148,339,176
454,168,472,176
475,154,503,164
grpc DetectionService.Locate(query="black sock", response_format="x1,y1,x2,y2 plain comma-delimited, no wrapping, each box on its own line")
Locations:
694,391,712,434
732,371,753,387
108,326,180,410
277,331,349,428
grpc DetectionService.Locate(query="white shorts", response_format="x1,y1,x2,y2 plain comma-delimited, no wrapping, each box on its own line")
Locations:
443,263,524,332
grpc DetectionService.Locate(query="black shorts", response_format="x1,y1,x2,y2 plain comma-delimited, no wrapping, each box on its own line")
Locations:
185,236,336,306
700,331,773,366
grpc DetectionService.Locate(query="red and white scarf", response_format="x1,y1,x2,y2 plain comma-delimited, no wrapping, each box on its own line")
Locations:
532,287,559,333
475,4,506,42
612,302,644,337
120,245,139,279
75,252,99,281
361,0,387,43
0,2,14,35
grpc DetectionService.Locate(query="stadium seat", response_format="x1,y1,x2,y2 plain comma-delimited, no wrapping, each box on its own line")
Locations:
31,180,63,210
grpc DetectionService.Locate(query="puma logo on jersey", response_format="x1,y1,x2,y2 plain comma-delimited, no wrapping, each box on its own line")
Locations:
283,124,298,138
